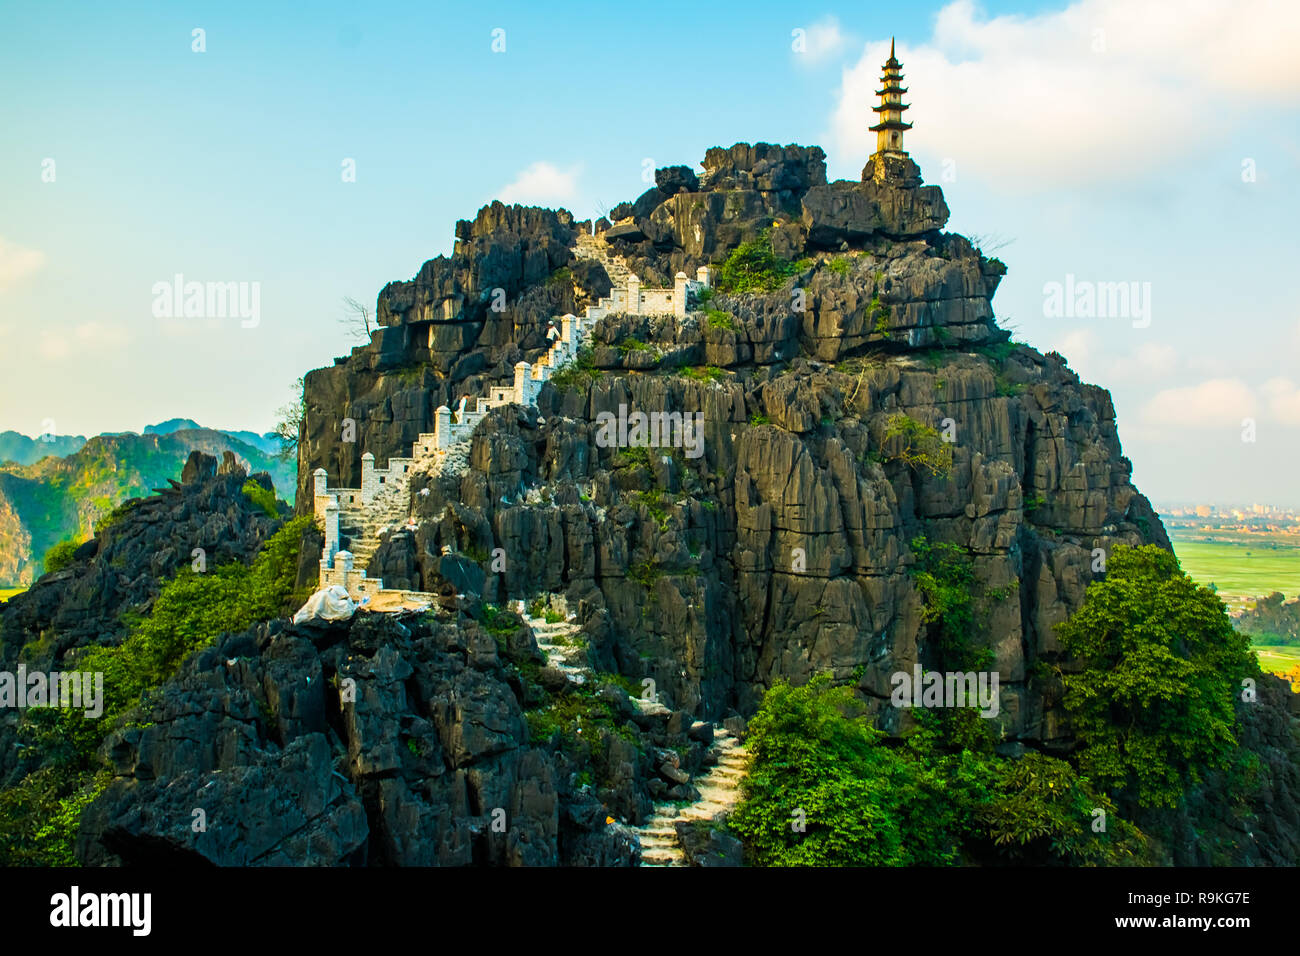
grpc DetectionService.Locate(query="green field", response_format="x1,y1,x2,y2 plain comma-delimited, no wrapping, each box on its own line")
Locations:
1168,536,1300,610
1252,645,1300,688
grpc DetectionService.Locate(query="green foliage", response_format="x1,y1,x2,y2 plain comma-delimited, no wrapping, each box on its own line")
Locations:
547,266,572,286
613,445,651,469
616,337,653,354
548,347,599,392
714,230,799,294
749,413,770,426
827,257,851,276
731,676,1150,868
524,674,638,747
909,536,989,671
479,603,523,636
705,309,735,330
241,479,279,518
635,489,672,531
977,753,1148,865
676,365,726,383
42,538,81,575
882,414,953,477
629,560,663,591
730,677,967,866
1056,544,1256,809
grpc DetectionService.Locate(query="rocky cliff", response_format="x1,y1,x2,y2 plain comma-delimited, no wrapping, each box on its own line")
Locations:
298,144,1169,747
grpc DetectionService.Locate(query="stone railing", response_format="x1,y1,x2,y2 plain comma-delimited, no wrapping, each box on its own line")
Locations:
311,262,712,603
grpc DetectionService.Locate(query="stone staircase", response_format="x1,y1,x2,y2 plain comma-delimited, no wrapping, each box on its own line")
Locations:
515,593,747,866
575,231,631,290
637,729,748,867
313,258,710,606
517,598,588,685
339,487,412,569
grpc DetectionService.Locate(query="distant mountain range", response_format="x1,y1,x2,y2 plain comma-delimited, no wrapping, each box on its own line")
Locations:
0,419,281,467
0,425,296,586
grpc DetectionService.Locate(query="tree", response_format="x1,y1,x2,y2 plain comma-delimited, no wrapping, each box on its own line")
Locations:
340,295,373,341
1055,544,1256,809
272,378,304,462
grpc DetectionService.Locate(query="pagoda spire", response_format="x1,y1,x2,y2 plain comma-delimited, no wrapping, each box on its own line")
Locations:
869,36,911,159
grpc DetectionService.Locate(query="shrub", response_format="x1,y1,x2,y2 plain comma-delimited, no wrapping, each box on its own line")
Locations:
730,676,1151,867
1055,544,1256,809
1,514,315,865
548,347,599,392
241,479,279,518
730,676,966,866
42,539,81,575
715,230,798,294
881,414,953,477
705,309,734,330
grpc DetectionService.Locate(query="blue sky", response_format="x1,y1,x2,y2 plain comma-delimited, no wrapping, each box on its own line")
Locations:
1,0,1298,505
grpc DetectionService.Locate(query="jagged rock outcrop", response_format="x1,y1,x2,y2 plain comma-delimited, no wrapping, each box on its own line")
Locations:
76,606,723,866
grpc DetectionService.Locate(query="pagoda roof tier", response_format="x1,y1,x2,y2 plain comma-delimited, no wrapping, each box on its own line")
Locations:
869,119,913,132
873,102,911,113
875,86,908,95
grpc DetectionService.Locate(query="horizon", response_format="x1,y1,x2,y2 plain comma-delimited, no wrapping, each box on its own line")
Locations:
2,0,1298,506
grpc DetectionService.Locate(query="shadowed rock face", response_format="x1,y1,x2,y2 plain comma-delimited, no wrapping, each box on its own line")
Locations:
76,606,725,867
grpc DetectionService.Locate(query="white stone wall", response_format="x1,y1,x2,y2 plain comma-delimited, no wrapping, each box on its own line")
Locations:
313,262,712,604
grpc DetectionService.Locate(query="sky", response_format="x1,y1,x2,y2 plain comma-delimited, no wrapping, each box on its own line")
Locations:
1,0,1298,506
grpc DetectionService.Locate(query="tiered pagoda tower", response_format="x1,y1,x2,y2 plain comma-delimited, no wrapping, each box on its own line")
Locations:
869,38,911,159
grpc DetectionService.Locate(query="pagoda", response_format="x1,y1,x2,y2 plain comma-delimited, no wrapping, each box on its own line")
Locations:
863,37,921,186
869,38,911,158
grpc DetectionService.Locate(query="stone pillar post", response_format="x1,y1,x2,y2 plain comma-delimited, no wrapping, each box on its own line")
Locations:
435,405,452,448
674,272,689,317
361,452,376,504
697,265,711,287
323,498,339,565
627,275,641,315
513,362,530,404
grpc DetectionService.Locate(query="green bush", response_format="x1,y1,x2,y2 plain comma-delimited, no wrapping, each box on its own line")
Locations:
881,414,952,477
731,676,1150,867
715,230,798,294
1056,544,1256,809
705,309,735,330
42,539,81,575
548,347,599,392
730,676,968,866
241,479,279,518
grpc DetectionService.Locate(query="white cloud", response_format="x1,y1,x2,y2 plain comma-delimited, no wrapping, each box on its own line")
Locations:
1262,377,1300,425
1106,342,1177,380
497,162,581,205
1052,329,1095,367
0,237,46,290
793,16,849,66
827,0,1300,189
1140,378,1256,428
39,322,130,361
